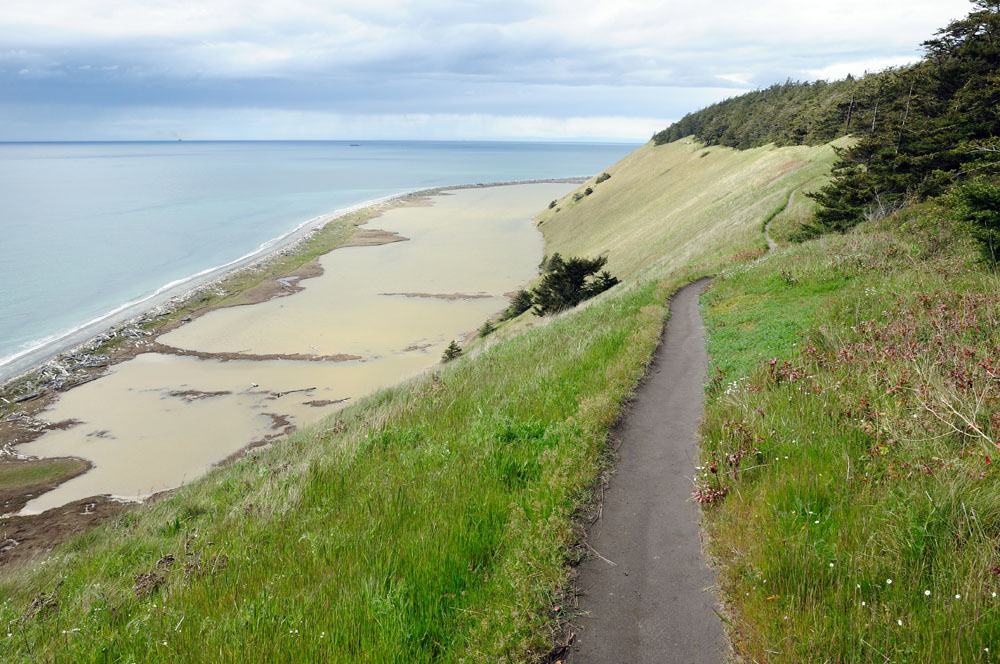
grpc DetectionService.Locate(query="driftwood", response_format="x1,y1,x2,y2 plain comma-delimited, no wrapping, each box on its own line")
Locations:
13,392,43,404
271,387,316,398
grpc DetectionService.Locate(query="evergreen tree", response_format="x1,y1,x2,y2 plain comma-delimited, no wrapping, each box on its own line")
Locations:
478,320,497,338
500,289,534,320
806,1,1000,232
953,176,1000,267
530,256,619,316
441,340,462,362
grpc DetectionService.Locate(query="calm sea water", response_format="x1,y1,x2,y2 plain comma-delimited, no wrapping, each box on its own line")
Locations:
0,140,636,380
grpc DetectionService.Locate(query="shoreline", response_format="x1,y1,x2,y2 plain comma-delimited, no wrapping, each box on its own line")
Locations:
0,178,581,465
0,178,576,570
0,177,585,389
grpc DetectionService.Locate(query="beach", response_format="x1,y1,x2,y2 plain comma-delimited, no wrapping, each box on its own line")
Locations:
0,140,636,382
0,182,575,530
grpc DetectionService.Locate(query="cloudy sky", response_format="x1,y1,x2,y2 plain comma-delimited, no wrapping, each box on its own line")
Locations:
0,0,973,141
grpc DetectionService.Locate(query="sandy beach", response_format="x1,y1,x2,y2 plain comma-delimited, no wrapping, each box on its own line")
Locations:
1,181,574,522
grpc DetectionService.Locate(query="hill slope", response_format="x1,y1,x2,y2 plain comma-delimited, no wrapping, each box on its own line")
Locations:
701,201,1000,661
537,139,842,282
0,138,842,662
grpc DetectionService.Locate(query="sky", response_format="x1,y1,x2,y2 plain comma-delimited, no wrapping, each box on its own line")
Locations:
0,0,974,141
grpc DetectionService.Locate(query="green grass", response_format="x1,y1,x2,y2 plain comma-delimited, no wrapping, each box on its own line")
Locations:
0,458,87,491
765,176,829,246
761,190,792,237
0,277,686,662
701,202,1000,661
0,137,850,662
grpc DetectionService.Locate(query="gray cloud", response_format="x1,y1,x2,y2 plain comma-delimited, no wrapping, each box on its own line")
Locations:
0,0,974,140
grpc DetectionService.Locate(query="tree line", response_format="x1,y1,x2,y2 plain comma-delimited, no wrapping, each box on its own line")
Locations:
653,0,1000,244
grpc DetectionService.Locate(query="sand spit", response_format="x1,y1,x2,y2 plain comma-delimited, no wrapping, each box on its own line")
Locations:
5,182,574,520
379,292,493,300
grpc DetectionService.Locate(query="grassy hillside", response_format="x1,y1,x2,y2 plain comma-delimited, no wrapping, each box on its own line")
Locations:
535,139,843,282
700,204,1000,660
0,137,840,662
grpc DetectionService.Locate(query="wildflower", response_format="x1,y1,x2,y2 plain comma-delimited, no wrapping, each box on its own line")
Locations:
814,520,820,524
956,594,962,599
692,482,728,505
886,579,892,585
924,590,931,596
861,601,866,606
829,563,834,568
897,619,903,626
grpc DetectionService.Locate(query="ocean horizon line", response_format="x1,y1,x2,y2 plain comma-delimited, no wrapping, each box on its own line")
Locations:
0,138,645,146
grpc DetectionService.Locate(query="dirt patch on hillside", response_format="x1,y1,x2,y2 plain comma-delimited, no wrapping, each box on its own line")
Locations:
0,495,133,573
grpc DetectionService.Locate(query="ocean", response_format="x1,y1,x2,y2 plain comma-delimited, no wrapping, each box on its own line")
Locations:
0,140,637,381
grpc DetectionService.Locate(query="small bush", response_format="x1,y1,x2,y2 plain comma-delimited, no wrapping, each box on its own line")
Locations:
441,340,462,362
572,192,584,202
596,172,611,183
500,290,534,320
584,187,594,196
548,200,557,209
478,320,496,338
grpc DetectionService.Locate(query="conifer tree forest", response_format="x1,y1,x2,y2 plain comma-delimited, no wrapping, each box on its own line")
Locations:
654,0,1000,237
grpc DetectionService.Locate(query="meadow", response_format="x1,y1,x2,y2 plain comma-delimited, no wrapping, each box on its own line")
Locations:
702,202,1000,660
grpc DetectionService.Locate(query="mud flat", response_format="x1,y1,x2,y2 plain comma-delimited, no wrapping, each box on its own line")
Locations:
8,182,574,517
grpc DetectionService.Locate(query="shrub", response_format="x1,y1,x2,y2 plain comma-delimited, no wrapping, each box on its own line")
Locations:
584,187,594,196
543,252,564,273
953,177,1000,268
500,290,534,320
441,340,462,362
596,172,611,183
531,256,620,316
572,192,584,202
478,320,496,338
548,200,557,209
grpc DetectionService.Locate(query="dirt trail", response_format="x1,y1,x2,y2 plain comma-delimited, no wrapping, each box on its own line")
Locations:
765,219,778,251
764,188,796,251
570,278,723,663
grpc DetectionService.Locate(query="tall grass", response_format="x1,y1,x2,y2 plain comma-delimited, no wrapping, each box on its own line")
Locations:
535,138,845,282
0,280,682,663
701,203,1000,660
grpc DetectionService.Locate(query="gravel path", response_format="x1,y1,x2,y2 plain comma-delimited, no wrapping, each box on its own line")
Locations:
570,278,724,664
